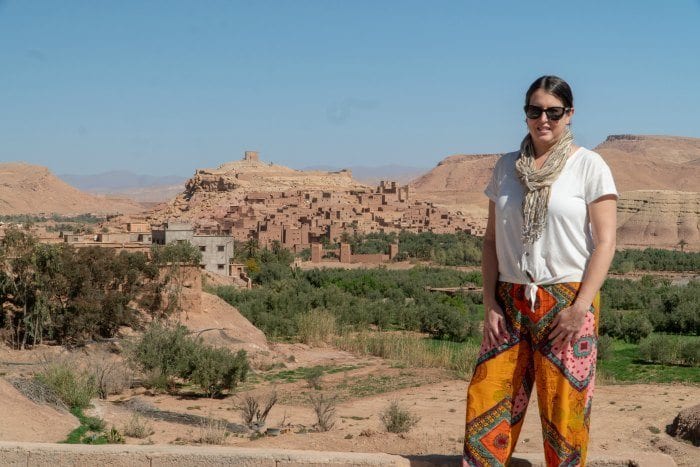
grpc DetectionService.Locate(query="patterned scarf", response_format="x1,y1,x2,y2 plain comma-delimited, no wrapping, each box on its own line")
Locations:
515,127,574,244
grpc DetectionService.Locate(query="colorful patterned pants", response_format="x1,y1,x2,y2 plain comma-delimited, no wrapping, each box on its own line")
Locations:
463,282,599,467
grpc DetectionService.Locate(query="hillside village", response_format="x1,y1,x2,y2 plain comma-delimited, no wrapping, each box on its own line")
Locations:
0,151,485,278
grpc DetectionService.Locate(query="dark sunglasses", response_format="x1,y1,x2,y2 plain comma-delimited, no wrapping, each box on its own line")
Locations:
524,105,571,121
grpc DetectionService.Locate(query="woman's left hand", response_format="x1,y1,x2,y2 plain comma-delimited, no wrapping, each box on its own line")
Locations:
548,302,589,348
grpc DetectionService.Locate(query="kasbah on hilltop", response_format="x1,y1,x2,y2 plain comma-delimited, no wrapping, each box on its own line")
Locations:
9,151,486,282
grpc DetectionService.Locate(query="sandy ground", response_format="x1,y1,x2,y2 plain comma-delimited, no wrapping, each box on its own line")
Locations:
3,343,697,466
0,378,79,442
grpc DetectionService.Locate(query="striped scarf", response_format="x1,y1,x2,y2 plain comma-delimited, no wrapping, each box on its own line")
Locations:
515,127,574,244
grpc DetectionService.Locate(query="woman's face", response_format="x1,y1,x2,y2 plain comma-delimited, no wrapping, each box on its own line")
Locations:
526,88,574,152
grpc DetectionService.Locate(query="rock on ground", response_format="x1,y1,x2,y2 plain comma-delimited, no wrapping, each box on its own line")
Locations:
667,403,700,447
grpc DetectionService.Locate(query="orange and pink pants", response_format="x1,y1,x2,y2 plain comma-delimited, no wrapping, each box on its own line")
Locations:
463,282,599,466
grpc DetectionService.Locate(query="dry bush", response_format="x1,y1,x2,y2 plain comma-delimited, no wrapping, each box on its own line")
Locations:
309,393,337,432
296,308,336,346
104,426,125,444
199,416,229,445
87,352,133,399
123,414,154,439
238,391,277,430
380,400,420,433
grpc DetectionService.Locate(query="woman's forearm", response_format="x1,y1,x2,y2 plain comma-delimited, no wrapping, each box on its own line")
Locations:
573,239,615,309
574,196,618,309
482,201,499,309
482,237,499,307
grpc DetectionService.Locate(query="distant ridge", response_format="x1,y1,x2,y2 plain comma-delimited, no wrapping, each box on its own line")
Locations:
59,170,186,192
58,170,187,203
0,163,145,216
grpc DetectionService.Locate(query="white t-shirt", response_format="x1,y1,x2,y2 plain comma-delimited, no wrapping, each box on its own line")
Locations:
485,147,618,286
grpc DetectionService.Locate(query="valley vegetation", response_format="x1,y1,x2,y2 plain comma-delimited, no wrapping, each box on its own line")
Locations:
215,231,700,382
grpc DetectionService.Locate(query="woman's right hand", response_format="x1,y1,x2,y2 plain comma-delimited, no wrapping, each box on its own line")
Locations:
482,301,508,347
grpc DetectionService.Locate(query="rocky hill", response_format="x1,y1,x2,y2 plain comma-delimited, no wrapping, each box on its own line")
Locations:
409,154,501,217
0,163,145,216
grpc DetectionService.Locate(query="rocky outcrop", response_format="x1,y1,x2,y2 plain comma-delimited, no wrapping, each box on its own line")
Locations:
183,159,364,196
616,191,699,248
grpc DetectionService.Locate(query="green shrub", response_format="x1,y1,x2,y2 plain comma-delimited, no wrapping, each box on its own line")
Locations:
619,312,653,343
129,322,194,389
305,366,324,390
638,334,699,367
36,362,98,409
418,302,472,342
214,266,482,343
150,241,202,265
599,309,623,338
639,334,681,364
679,339,700,366
596,334,614,361
104,426,125,444
129,322,249,396
187,346,249,397
380,400,420,433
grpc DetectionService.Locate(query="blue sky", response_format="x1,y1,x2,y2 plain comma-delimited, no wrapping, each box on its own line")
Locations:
1,0,700,176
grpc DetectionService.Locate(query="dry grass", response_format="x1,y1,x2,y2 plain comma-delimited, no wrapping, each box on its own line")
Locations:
334,331,479,379
198,416,229,445
123,414,154,439
296,308,336,346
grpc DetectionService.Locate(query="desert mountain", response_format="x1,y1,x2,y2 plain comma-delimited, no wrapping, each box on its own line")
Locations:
409,135,700,249
594,134,700,192
0,163,145,216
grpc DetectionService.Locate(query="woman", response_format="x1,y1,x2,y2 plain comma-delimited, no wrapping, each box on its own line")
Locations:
463,76,617,467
